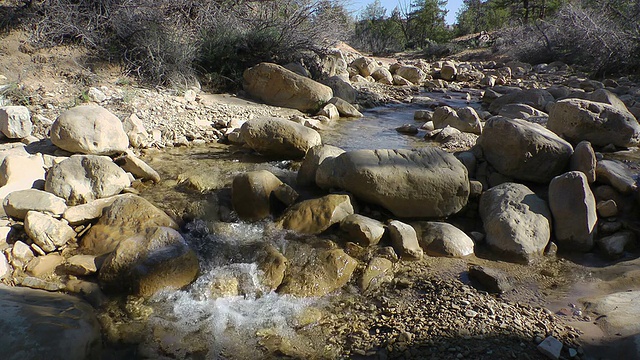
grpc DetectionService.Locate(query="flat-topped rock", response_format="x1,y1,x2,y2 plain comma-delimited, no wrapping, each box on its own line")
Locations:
240,117,322,159
3,189,67,219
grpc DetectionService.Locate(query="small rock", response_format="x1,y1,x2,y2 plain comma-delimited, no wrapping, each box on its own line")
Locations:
387,220,423,260
0,106,32,139
24,211,75,253
118,151,161,183
537,336,562,359
468,265,513,294
597,199,618,218
62,254,99,276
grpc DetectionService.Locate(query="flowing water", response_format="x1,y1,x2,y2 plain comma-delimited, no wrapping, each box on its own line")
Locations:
121,91,640,359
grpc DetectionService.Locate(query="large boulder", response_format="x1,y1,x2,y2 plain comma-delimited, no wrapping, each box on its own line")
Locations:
3,189,67,219
0,285,102,360
548,172,597,252
243,63,333,112
50,105,129,155
323,76,357,104
277,248,357,297
548,99,640,147
480,183,552,262
99,226,199,298
240,117,322,159
316,148,469,218
0,106,32,139
478,116,573,183
489,88,554,114
277,194,354,235
44,155,131,205
412,221,475,258
80,194,178,255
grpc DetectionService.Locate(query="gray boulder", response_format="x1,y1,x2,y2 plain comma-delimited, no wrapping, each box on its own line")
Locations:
548,172,597,251
479,116,573,183
433,106,482,134
50,105,129,155
323,76,357,104
388,220,423,260
395,65,426,84
596,159,637,194
412,221,475,258
548,98,640,147
498,103,548,120
0,106,32,139
328,97,363,118
0,285,101,360
240,117,322,159
99,226,199,298
316,148,469,218
44,155,131,205
480,182,552,262
243,63,333,112
570,141,596,183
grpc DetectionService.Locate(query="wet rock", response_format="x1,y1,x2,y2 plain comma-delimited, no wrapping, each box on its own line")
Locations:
232,170,292,221
65,279,107,308
257,245,287,291
433,106,482,134
0,284,102,360
414,110,433,121
548,98,640,147
583,291,640,336
479,116,573,183
209,275,240,298
240,117,322,159
595,159,636,194
597,231,636,258
0,106,32,139
63,195,121,226
395,124,419,134
537,336,562,359
81,194,178,255
3,189,67,220
388,220,423,260
44,155,131,205
468,265,513,294
480,183,552,262
412,221,474,258
99,226,199,298
277,194,354,234
340,214,385,246
570,141,596,183
489,89,555,114
360,257,394,292
328,97,362,118
548,171,597,252
118,151,161,183
50,105,129,155
243,63,333,112
317,103,339,120
316,148,469,218
24,211,75,253
278,248,357,297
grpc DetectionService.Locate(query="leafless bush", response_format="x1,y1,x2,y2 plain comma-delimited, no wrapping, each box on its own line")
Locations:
17,0,351,88
495,2,640,76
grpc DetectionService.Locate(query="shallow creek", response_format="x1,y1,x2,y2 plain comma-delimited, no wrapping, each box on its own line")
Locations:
107,91,640,359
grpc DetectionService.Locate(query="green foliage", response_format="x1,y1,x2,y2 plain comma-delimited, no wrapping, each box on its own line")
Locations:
353,0,407,54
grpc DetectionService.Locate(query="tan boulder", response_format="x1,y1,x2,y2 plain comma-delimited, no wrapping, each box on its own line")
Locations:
243,63,332,112
50,105,129,155
240,117,322,159
277,194,354,234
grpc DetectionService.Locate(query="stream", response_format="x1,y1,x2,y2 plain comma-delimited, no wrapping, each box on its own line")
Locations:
107,91,640,359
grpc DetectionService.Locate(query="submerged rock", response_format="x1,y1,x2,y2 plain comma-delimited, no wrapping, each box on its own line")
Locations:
232,170,293,221
0,284,102,360
278,248,357,297
360,257,394,292
99,226,199,298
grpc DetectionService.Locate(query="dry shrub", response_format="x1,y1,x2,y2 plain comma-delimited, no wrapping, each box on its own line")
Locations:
495,2,640,76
